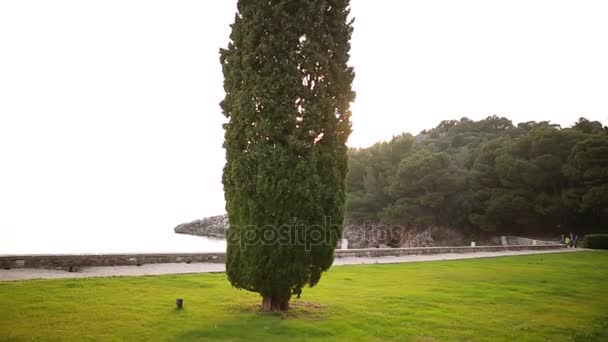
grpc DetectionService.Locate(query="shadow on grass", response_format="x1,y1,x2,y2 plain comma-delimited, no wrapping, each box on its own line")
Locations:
232,300,329,320
171,301,334,341
574,316,608,342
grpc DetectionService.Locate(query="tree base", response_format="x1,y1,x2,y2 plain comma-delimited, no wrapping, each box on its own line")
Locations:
261,296,290,312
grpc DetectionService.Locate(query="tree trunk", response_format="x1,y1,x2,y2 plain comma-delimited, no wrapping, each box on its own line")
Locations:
261,295,290,312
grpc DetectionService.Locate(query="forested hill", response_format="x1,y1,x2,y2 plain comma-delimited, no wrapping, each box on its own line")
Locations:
346,116,608,237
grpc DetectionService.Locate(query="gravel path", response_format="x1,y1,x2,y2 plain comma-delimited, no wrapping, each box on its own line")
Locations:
0,248,584,282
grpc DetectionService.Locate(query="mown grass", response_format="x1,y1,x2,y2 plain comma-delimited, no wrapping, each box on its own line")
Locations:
1,251,607,341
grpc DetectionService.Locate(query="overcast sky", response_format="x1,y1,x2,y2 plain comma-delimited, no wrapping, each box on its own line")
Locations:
1,0,607,253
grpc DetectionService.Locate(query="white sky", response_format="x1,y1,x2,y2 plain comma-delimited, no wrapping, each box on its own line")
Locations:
1,0,607,253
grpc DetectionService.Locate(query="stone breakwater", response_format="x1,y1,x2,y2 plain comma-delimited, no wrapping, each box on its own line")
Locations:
0,245,565,270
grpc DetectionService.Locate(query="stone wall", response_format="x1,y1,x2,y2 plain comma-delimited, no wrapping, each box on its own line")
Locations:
0,253,225,271
0,244,564,270
500,236,559,246
334,244,564,258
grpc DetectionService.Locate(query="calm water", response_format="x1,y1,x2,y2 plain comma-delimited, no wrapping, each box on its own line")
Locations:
1,231,226,255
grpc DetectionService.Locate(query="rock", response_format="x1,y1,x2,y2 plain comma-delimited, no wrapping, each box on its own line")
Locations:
341,221,465,248
174,215,467,248
173,214,229,239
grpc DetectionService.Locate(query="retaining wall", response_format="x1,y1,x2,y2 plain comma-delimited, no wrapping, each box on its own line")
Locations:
334,244,564,258
0,253,225,271
500,236,559,246
0,244,565,270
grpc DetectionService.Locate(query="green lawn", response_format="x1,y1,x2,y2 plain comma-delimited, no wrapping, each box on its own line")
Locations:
1,252,607,341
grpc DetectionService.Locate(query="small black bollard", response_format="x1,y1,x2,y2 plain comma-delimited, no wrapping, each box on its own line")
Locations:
176,298,184,310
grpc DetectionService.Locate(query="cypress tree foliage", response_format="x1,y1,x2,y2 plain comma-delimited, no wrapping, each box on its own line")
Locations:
220,0,355,311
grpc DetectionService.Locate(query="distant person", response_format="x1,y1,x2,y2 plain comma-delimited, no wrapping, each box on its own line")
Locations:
560,234,565,244
569,233,575,248
564,235,571,247
573,234,579,248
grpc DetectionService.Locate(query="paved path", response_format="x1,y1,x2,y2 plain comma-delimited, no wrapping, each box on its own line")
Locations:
0,248,584,281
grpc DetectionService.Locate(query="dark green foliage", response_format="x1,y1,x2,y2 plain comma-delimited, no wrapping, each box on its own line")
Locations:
381,150,461,228
346,134,413,222
583,234,608,249
220,0,355,308
346,117,608,237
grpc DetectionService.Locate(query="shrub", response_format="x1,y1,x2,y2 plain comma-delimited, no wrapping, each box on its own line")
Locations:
582,234,608,249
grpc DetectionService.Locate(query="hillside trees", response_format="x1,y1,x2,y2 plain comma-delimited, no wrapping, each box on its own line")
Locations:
345,117,608,237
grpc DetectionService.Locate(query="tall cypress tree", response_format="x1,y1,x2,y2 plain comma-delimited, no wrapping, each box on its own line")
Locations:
220,0,355,311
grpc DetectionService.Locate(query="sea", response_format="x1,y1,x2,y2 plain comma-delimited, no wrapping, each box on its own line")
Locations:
1,231,226,255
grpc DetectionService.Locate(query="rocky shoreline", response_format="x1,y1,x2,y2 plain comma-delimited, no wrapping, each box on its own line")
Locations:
174,215,229,240
174,214,474,248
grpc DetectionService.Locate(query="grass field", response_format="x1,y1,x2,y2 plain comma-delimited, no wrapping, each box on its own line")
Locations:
1,251,607,341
